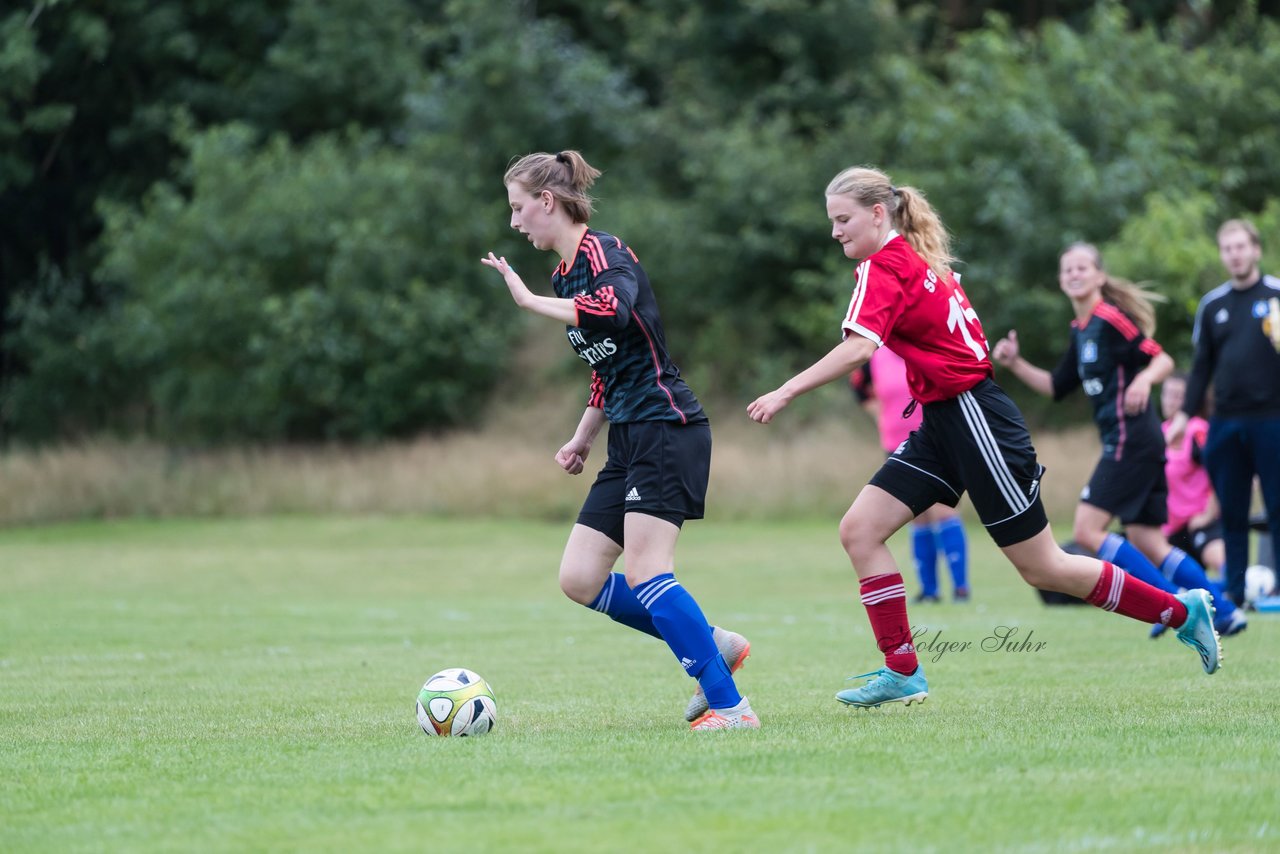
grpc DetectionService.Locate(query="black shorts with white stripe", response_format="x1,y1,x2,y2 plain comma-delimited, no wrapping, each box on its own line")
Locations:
869,378,1049,547
576,420,711,546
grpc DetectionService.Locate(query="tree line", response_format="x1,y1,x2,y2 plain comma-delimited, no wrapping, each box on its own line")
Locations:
4,0,1280,442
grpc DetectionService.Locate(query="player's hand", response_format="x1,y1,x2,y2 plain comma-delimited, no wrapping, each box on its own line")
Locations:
1123,376,1151,415
747,388,792,424
481,253,532,307
991,330,1020,367
555,442,588,475
1164,411,1188,448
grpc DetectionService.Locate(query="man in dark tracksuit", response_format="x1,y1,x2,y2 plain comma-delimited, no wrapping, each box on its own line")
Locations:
1167,219,1280,605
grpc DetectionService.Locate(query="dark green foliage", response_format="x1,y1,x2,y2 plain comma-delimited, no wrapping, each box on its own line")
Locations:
6,0,1280,440
90,126,515,440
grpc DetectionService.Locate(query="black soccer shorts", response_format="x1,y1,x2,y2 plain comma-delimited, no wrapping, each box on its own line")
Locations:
576,419,711,547
870,378,1048,547
1079,453,1169,528
1168,519,1224,568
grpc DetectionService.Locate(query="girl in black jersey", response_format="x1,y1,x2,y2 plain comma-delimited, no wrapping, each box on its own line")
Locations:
481,150,756,730
992,243,1245,636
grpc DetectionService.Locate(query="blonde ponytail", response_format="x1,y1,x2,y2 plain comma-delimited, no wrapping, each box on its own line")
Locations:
894,187,957,282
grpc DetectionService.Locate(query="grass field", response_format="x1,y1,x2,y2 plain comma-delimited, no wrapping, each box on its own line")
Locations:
2,516,1277,852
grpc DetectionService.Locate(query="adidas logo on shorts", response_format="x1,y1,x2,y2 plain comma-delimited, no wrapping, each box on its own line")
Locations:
625,487,641,502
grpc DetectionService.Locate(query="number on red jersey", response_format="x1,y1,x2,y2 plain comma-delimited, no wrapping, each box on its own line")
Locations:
840,234,992,403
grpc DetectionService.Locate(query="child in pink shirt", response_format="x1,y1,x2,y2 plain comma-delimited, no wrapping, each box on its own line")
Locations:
1161,372,1225,575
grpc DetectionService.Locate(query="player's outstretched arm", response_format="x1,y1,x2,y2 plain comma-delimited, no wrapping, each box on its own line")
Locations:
481,253,578,325
749,335,876,424
991,330,1054,397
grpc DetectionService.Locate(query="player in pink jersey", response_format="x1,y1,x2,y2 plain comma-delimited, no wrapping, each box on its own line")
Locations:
852,347,971,603
1161,371,1225,576
748,165,1222,707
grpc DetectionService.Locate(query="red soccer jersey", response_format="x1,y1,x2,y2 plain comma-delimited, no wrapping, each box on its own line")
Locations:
841,232,993,403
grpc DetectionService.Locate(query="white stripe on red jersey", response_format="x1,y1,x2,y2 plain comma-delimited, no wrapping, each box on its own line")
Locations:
840,234,992,403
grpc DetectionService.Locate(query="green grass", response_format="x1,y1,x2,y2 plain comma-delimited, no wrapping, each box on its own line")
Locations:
2,517,1277,852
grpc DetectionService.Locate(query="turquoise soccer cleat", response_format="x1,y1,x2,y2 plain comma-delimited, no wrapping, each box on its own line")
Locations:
1175,589,1222,675
835,665,929,708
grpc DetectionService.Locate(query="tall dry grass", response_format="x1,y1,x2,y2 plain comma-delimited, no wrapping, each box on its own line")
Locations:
0,405,1099,527
0,329,1103,527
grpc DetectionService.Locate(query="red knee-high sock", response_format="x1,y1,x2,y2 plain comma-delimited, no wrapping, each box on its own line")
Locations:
860,572,918,675
1085,561,1188,627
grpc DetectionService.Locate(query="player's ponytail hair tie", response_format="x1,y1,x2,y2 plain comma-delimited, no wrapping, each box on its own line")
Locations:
505,150,602,224
890,186,901,198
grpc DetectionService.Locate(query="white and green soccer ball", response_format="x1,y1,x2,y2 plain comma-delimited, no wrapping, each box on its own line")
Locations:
1245,564,1277,605
416,668,497,737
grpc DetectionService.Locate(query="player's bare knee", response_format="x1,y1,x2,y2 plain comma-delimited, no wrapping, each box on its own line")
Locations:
1012,560,1053,590
839,513,881,562
558,566,599,605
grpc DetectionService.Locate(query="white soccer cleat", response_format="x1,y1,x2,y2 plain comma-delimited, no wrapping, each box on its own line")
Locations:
684,627,751,722
689,698,760,731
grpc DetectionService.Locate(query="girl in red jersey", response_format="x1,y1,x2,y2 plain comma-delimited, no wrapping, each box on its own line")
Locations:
748,166,1222,707
482,150,756,730
991,245,1244,638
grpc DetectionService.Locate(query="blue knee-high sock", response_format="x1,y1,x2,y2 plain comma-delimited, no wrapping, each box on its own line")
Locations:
911,523,939,597
632,573,740,711
935,517,969,591
588,573,662,639
1098,533,1179,594
1160,548,1238,619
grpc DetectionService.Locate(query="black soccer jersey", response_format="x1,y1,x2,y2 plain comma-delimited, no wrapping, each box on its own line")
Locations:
1185,274,1280,419
1050,301,1164,460
551,229,706,425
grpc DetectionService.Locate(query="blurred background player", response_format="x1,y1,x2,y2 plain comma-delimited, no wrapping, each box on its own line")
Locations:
1160,371,1226,579
992,243,1245,637
1166,218,1280,607
482,150,756,730
851,347,970,603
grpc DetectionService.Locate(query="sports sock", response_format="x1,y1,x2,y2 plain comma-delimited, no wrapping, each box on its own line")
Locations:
1160,548,1238,619
1098,533,1179,594
911,523,939,597
935,517,969,592
632,573,741,710
588,573,662,639
860,572,918,675
1085,560,1188,627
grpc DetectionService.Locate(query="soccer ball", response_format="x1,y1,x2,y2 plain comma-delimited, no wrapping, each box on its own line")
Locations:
1244,565,1277,605
416,668,497,737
